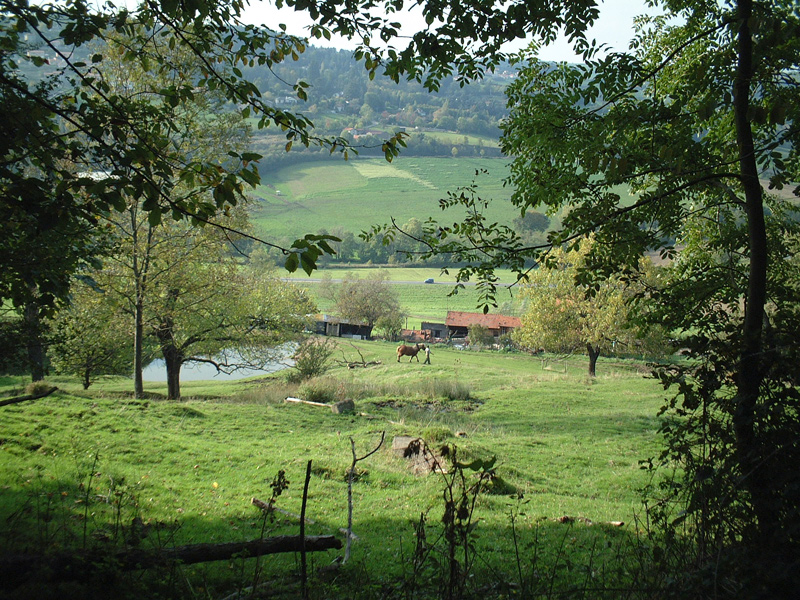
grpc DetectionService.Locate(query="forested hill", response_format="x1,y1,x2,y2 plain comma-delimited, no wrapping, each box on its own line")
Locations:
243,44,515,165
16,20,513,165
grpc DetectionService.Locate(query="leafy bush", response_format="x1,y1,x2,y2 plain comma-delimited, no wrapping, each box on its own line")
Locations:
288,337,336,382
26,381,56,396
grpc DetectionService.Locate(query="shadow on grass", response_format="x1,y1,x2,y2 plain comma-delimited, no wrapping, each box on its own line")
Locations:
0,469,665,600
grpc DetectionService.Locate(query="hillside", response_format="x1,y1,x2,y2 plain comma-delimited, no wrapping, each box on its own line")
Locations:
250,156,515,241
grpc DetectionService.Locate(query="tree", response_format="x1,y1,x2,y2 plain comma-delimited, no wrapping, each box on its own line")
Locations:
497,4,800,586
374,309,406,342
101,210,316,400
311,0,799,589
513,238,666,376
48,280,132,389
92,28,253,398
150,260,316,400
1,0,357,325
512,211,549,237
333,271,403,339
467,324,493,348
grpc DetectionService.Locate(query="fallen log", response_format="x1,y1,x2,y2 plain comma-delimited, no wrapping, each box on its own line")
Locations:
284,397,355,414
0,386,58,407
285,396,329,408
0,535,341,588
334,360,382,369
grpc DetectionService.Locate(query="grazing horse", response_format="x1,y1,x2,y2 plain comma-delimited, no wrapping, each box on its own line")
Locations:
397,343,424,362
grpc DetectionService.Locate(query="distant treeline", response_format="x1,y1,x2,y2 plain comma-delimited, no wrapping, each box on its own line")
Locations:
244,211,548,270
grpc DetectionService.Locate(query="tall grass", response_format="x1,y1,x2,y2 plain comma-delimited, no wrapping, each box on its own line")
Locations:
293,375,473,404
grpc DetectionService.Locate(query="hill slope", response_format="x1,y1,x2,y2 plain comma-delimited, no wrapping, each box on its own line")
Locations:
250,156,515,240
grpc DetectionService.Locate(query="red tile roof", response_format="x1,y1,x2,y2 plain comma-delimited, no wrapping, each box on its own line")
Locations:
445,311,521,329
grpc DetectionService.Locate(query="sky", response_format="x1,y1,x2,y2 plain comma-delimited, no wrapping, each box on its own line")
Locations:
240,0,654,63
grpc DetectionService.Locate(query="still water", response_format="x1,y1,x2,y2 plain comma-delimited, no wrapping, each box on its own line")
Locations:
141,347,294,382
141,359,289,382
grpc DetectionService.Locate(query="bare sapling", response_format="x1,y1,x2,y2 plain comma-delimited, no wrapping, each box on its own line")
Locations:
345,431,385,563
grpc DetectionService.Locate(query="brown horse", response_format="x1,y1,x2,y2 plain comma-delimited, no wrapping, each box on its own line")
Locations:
397,343,424,362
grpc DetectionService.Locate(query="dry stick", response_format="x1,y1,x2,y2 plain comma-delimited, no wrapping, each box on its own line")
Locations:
345,431,386,563
300,460,312,600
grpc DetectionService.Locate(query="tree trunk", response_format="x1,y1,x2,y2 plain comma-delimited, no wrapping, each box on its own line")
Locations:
133,292,145,399
0,535,342,588
0,386,57,407
23,292,45,382
732,0,775,545
586,343,600,377
156,289,182,400
164,349,182,401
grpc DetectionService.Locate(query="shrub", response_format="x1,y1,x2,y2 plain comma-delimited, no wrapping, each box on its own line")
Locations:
26,381,56,396
288,337,336,382
468,324,494,347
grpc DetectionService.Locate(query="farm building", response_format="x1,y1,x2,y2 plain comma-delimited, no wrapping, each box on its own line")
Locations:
315,314,373,339
420,321,447,341
444,311,521,340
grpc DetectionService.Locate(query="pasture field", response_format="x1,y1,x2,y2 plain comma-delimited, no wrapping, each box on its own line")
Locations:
295,281,519,327
0,341,670,599
286,266,522,326
250,157,518,240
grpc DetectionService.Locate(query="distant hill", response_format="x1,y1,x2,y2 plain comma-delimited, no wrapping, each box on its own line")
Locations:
245,44,513,165
248,156,530,266
251,155,514,238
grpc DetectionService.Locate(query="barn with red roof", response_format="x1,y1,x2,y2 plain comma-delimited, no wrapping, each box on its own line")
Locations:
444,311,521,340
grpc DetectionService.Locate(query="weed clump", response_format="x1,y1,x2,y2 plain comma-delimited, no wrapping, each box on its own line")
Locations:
25,381,56,396
297,377,339,404
423,426,454,443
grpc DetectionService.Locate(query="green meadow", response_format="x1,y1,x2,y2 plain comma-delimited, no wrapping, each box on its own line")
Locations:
250,157,517,240
249,156,643,245
0,340,670,598
286,266,521,326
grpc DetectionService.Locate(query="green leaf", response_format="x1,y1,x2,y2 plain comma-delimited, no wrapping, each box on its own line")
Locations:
285,252,299,273
148,209,162,227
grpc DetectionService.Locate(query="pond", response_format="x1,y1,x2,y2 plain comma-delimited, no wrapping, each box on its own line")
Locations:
141,347,294,382
141,360,289,382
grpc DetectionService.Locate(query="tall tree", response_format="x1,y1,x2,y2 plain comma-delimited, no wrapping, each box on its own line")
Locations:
308,0,800,590
101,214,316,399
0,0,349,323
93,27,253,397
496,5,800,580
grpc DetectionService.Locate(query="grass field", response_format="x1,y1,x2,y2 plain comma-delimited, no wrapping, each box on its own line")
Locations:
0,341,669,598
250,157,518,240
285,266,522,326
414,130,500,147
